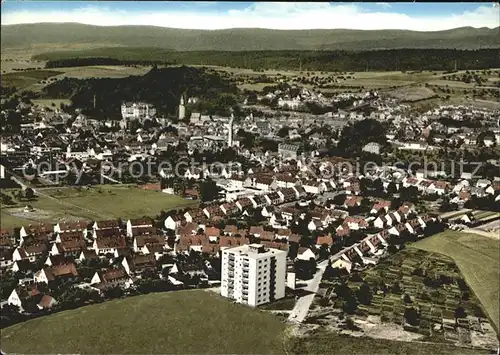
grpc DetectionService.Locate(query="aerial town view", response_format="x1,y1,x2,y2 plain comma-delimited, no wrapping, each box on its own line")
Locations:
0,1,499,354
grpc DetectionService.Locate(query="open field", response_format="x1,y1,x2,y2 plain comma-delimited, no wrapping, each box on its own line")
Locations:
0,59,44,74
1,66,150,94
1,290,287,354
1,70,62,91
32,98,71,108
0,185,196,228
1,288,489,355
0,213,36,230
413,231,500,333
55,65,151,79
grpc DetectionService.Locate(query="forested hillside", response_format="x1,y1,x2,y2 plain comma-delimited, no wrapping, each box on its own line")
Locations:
40,66,238,118
3,23,499,51
38,48,500,72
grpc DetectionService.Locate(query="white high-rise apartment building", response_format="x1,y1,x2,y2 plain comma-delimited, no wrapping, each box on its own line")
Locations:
221,244,287,307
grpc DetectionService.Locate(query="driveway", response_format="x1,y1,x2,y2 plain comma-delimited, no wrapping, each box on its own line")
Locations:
288,259,329,323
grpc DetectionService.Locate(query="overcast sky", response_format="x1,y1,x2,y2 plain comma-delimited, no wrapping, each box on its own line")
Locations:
1,2,499,31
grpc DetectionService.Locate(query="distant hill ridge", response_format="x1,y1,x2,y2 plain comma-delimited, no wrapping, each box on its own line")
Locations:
2,23,499,51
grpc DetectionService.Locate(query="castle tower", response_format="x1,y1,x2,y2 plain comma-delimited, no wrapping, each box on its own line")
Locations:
178,96,186,120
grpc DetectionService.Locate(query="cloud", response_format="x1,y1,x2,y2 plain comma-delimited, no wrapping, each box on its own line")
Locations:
376,3,392,9
1,3,498,31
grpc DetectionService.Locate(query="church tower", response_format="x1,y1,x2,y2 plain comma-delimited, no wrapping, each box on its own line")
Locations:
178,96,186,120
228,113,234,147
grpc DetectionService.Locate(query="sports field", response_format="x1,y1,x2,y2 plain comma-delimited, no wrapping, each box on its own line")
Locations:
413,231,500,333
0,185,196,228
1,290,287,354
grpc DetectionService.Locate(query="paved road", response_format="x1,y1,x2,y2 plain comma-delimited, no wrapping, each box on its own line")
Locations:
288,259,329,323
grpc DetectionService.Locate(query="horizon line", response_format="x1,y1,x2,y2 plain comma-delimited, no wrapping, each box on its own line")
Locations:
2,22,499,32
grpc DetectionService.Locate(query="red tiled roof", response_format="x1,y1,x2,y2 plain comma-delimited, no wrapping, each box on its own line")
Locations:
316,235,333,246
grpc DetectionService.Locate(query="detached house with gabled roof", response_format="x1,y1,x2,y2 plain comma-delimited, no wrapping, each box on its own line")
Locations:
12,244,48,262
302,181,328,195
133,234,165,254
370,200,391,215
385,211,403,226
8,285,51,312
122,254,157,276
20,223,53,239
176,234,209,254
343,216,368,230
93,235,127,255
278,187,298,203
126,217,154,237
165,214,184,230
316,234,333,247
50,231,86,257
205,227,221,242
343,195,362,208
54,221,88,234
91,228,122,240
235,197,253,211
92,219,120,231
34,263,79,284
264,191,283,205
220,202,239,216
274,174,300,188
91,267,133,290
249,195,266,208
203,204,225,219
428,180,450,195
388,223,407,237
219,235,250,250
254,175,277,191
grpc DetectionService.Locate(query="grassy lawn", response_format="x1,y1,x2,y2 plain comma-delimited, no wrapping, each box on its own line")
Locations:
0,212,36,230
1,185,197,228
413,231,500,333
288,331,489,355
1,290,287,354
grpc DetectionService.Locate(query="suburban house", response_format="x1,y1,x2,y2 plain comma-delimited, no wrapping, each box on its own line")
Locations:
92,235,127,255
90,267,133,290
133,234,165,253
12,244,48,262
370,200,391,215
33,263,79,284
92,220,120,231
51,232,86,256
121,254,157,276
53,221,88,234
343,216,368,230
77,250,99,263
126,217,154,237
165,215,184,230
7,285,55,311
